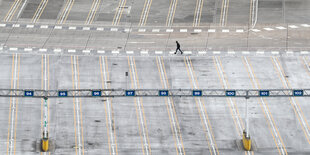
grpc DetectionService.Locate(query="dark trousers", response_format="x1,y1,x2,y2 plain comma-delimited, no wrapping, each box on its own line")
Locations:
175,48,183,54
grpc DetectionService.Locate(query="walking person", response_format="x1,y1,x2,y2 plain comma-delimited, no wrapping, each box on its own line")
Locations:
175,41,183,54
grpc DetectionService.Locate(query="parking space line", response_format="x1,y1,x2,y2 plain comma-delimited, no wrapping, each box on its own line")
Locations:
58,0,75,24
220,0,229,26
156,56,186,155
184,56,219,155
112,0,127,26
100,56,118,155
85,0,102,24
271,57,310,145
71,56,85,155
128,56,151,155
139,0,153,26
243,57,287,155
193,0,204,27
7,54,20,155
166,0,178,26
3,0,23,21
32,0,49,23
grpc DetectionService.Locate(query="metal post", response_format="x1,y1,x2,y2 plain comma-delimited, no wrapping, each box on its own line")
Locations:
246,97,249,138
43,97,48,139
126,72,128,89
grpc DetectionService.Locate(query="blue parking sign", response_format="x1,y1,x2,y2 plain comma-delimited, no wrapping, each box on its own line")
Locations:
259,90,269,96
293,90,303,96
193,90,202,96
92,91,101,96
24,91,34,97
125,90,135,96
226,90,236,96
58,91,68,97
159,90,169,96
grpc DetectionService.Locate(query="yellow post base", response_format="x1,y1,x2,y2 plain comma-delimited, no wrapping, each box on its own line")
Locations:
242,132,251,151
42,139,49,152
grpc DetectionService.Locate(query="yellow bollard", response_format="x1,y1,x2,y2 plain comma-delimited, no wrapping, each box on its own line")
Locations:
242,131,251,151
42,138,49,152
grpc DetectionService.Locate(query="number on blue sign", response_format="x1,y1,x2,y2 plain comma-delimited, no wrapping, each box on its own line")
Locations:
159,90,168,96
260,91,269,96
92,91,101,96
58,91,68,97
193,90,202,96
226,91,236,96
24,91,34,97
126,90,135,96
293,90,303,96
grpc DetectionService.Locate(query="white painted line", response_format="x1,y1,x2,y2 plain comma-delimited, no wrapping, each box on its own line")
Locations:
128,41,155,44
152,29,160,32
111,28,118,32
54,49,62,52
24,48,32,51
126,51,134,54
198,51,206,55
180,29,187,32
263,28,274,31
286,51,293,55
26,25,34,28
140,51,148,54
97,50,105,54
184,51,192,54
40,25,48,29
0,24,6,27
69,26,76,30
301,24,310,27
155,51,163,54
83,27,90,30
228,51,235,54
112,50,119,54
271,51,279,55
138,29,146,32
276,26,286,30
301,51,309,54
256,51,264,54
213,51,221,54
222,29,229,33
242,51,250,54
54,26,62,29
97,27,104,31
236,29,244,33
68,49,76,53
169,51,175,54
124,28,131,32
12,24,20,28
83,50,90,53
39,48,47,52
289,25,298,28
194,29,202,33
208,29,216,32
166,29,173,32
9,47,18,51
251,29,260,32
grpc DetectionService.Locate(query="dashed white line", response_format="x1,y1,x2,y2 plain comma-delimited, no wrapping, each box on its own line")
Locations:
39,48,47,52
82,27,90,30
288,25,298,28
111,28,118,32
242,51,250,54
140,50,148,55
111,50,119,54
9,48,18,51
26,25,34,28
12,24,20,28
69,26,76,30
198,51,206,55
213,51,221,54
0,24,6,27
152,29,160,32
276,26,286,30
155,51,163,54
24,48,32,51
271,51,279,55
194,29,202,33
256,51,264,55
40,25,48,29
263,28,274,31
54,49,62,52
68,49,76,53
166,29,174,32
82,50,90,53
236,29,244,33
301,24,310,27
301,51,309,55
180,29,187,32
184,51,192,54
222,29,229,33
138,29,146,32
228,51,235,54
250,29,260,32
208,29,216,32
126,51,134,54
97,50,105,54
97,27,104,31
54,26,62,29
